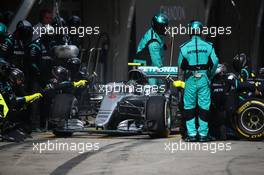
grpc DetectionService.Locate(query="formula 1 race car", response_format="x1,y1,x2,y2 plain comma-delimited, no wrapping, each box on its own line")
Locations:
52,64,183,138
50,63,264,141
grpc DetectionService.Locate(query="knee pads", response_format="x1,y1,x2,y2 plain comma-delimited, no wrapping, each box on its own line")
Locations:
198,107,209,122
184,109,196,121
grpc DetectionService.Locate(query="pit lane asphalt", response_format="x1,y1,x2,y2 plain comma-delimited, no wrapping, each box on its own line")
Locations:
0,132,263,175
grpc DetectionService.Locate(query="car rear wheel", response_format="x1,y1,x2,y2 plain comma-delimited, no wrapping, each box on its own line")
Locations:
234,98,264,141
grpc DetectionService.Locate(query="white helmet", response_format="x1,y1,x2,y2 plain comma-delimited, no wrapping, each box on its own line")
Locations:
215,64,227,76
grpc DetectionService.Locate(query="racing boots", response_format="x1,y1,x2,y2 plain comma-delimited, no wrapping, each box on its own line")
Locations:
184,135,197,142
199,135,209,142
184,135,215,142
199,135,216,142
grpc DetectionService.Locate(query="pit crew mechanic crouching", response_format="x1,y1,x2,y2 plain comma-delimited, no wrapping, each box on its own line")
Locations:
230,54,263,98
42,66,87,125
0,59,43,142
232,53,256,81
45,66,88,92
177,21,219,142
135,12,168,85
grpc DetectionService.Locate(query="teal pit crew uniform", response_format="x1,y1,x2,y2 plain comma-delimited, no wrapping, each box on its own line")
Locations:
178,21,219,141
135,13,168,85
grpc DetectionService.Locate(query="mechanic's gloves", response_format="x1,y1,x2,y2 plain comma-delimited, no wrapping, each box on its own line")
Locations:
24,93,43,103
73,80,88,87
173,80,185,89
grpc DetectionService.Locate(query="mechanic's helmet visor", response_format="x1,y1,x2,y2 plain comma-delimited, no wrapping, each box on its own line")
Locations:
21,27,33,41
52,66,69,81
67,57,81,74
16,20,33,42
152,13,169,35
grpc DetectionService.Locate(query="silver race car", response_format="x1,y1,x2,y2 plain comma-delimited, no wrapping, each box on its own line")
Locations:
52,64,183,138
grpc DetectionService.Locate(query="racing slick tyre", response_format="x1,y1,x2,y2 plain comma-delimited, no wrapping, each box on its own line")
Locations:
146,96,171,138
50,94,78,137
234,98,264,141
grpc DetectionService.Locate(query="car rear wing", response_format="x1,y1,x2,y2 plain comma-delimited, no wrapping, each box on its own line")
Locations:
128,62,179,79
137,66,178,78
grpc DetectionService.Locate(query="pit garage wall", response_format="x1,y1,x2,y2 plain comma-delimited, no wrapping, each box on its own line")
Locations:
211,0,263,70
82,0,135,82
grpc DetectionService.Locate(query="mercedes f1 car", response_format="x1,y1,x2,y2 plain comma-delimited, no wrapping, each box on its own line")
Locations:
51,64,183,138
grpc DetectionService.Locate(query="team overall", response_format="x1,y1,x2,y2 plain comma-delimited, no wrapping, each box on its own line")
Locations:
135,13,168,85
178,32,219,139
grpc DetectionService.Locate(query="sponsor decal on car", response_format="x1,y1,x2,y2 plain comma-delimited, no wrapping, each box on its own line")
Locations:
138,66,178,75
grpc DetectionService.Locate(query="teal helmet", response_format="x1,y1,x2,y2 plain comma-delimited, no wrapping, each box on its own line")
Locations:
152,12,169,35
189,20,203,35
0,22,7,35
